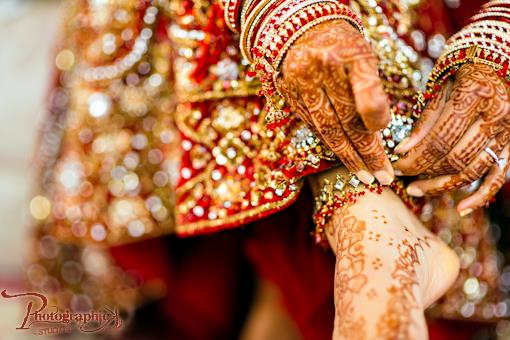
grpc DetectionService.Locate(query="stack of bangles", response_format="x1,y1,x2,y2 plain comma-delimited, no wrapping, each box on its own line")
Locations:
223,0,365,129
427,0,510,97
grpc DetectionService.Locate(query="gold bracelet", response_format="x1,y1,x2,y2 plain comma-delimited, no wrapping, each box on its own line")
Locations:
223,0,233,31
464,19,510,34
441,44,510,64
482,6,510,12
273,13,365,70
470,11,510,21
257,0,337,52
483,0,510,7
449,26,510,45
240,0,256,28
453,28,510,47
442,37,510,58
259,0,341,55
253,0,294,50
240,0,276,62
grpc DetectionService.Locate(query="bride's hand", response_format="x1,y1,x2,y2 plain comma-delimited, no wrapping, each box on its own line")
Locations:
277,20,394,185
394,63,510,216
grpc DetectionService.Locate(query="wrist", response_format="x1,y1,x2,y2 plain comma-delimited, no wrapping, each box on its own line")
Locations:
428,1,510,95
239,0,364,128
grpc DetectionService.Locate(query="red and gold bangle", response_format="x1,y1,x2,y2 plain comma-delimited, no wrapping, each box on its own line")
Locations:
240,0,256,28
247,3,364,128
253,0,305,52
425,5,510,103
240,0,279,61
242,0,296,62
446,35,510,54
255,0,328,52
224,0,244,33
258,1,351,64
479,6,510,14
483,0,510,7
273,9,364,68
427,45,510,108
470,11,510,22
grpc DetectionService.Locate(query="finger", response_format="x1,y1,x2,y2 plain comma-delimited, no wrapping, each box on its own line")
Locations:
405,133,509,196
424,118,504,175
299,86,374,184
345,55,390,132
394,79,453,154
424,77,510,175
457,142,510,215
323,71,394,184
394,81,481,176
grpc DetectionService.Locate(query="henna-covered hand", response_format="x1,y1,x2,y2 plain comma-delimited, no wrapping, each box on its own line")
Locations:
277,20,393,185
394,63,510,215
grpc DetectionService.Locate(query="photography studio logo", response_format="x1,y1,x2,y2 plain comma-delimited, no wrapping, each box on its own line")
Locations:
1,289,122,336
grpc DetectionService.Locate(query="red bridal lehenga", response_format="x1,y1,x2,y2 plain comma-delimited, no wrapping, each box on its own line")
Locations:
27,0,510,338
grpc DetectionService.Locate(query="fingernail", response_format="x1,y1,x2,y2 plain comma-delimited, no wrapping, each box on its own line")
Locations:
459,208,473,217
356,170,374,184
394,170,403,176
406,186,424,197
394,138,410,154
374,170,394,185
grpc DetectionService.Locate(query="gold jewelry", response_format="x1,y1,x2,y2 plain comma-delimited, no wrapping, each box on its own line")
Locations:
240,0,276,61
470,11,510,22
483,0,510,7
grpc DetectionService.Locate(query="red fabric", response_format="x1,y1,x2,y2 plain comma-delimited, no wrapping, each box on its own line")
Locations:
110,237,173,284
428,319,480,340
244,186,336,340
112,231,251,340
444,0,487,32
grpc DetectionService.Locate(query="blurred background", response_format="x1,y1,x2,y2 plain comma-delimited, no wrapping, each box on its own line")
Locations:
0,0,60,338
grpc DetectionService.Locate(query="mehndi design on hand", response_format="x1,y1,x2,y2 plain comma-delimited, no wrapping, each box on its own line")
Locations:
278,20,394,185
395,64,510,214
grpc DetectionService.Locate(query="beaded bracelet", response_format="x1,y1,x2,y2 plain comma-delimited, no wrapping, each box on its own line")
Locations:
312,174,418,246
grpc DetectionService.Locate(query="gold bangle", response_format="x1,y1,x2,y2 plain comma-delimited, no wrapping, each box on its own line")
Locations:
273,13,364,70
483,0,510,7
464,19,510,33
256,0,329,51
240,0,275,61
470,11,510,21
440,43,510,66
442,42,510,62
453,28,510,47
240,0,256,28
259,0,340,53
223,0,233,31
444,36,510,54
449,26,510,43
480,6,510,12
